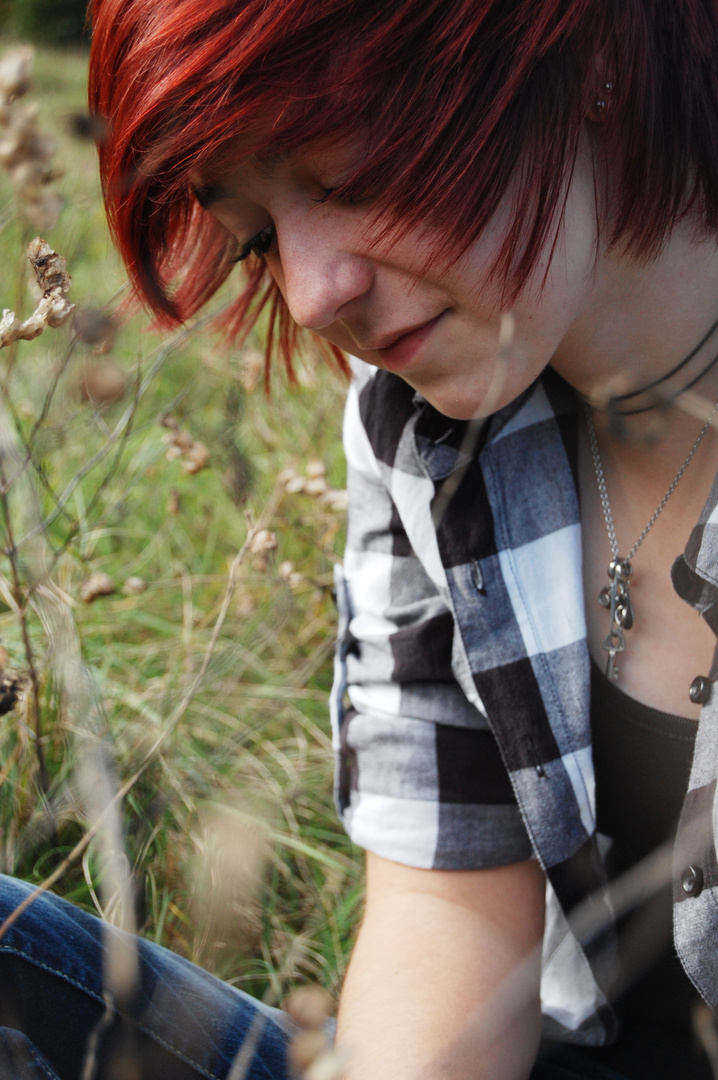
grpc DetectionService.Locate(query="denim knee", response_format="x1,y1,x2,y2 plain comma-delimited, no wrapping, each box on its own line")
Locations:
0,874,293,1080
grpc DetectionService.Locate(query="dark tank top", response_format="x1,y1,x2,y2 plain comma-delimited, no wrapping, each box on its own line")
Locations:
580,662,713,1079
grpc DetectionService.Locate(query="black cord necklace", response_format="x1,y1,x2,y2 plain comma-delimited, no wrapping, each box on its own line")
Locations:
591,312,718,417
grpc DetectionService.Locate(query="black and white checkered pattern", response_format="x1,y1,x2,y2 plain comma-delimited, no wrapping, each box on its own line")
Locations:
331,359,718,1043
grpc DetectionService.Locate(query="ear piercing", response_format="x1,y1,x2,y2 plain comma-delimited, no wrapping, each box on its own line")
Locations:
594,82,613,117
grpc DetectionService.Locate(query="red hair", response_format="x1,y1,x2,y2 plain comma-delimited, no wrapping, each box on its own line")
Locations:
88,0,718,365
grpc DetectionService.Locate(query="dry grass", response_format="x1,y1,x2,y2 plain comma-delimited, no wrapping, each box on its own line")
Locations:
0,42,362,1014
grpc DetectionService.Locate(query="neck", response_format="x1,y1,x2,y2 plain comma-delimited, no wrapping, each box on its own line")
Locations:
594,311,718,416
552,224,718,437
579,383,718,507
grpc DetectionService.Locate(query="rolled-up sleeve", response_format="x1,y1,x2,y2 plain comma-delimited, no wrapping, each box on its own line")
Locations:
330,366,533,870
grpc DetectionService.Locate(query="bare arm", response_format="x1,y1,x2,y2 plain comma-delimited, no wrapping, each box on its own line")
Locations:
336,852,546,1080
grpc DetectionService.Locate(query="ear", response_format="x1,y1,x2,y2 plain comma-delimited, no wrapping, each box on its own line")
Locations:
584,33,617,125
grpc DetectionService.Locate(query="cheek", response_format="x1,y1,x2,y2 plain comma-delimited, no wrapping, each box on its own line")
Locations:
449,159,598,330
262,252,284,294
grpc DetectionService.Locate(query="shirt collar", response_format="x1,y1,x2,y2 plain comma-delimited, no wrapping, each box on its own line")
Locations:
672,468,718,629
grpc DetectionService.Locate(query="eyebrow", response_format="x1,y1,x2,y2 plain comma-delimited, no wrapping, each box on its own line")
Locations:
191,181,231,209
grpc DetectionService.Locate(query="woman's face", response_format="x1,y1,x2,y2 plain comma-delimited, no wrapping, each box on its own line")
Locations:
196,140,601,420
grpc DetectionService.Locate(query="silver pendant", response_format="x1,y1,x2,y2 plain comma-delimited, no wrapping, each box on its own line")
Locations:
598,557,633,680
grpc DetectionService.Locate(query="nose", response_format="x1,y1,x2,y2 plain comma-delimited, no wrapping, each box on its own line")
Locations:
277,213,374,331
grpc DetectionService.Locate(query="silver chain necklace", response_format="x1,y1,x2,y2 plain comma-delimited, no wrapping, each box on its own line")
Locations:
585,402,718,680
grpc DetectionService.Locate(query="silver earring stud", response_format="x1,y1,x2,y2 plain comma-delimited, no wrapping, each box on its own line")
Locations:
594,82,613,116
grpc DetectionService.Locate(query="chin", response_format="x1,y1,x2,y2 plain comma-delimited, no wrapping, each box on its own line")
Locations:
431,400,486,421
405,378,503,422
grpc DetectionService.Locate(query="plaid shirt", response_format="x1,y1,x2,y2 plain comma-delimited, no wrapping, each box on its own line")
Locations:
330,359,718,1044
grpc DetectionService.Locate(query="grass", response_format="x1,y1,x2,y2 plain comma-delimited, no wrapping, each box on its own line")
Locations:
0,42,362,1006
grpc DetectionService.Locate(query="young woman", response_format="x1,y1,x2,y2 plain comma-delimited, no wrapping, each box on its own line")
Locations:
3,0,718,1077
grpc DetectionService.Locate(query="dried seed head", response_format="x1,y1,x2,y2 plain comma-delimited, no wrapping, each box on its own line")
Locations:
27,238,71,299
0,54,64,230
0,48,33,102
288,1030,328,1073
0,671,23,717
304,476,328,497
79,361,127,404
322,489,349,513
278,467,298,486
248,529,278,556
284,986,334,1030
73,307,116,348
160,416,210,473
167,488,181,515
306,460,326,479
303,1049,350,1080
182,441,209,474
0,240,74,349
123,577,147,595
285,475,307,495
68,111,109,146
279,559,306,589
168,430,194,452
0,673,22,717
80,572,115,603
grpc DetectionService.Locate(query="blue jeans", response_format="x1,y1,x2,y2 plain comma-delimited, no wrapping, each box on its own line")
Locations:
0,874,295,1079
0,874,670,1080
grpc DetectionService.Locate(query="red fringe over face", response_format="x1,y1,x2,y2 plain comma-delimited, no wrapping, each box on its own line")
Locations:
88,0,718,373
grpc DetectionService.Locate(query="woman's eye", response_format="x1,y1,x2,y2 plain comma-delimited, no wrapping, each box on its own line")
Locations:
312,185,362,206
313,180,378,206
230,224,276,264
313,187,339,204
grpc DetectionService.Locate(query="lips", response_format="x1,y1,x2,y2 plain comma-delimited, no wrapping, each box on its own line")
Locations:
364,311,447,373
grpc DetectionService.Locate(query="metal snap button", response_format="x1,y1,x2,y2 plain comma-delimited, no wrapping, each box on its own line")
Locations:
681,865,704,897
689,676,712,706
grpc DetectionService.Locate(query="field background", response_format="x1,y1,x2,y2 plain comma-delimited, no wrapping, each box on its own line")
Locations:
0,42,361,1006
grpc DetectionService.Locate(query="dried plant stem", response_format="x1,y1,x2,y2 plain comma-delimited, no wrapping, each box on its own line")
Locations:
24,333,79,444
79,993,116,1080
0,337,82,541
29,316,212,548
0,740,24,791
0,481,285,942
0,469,49,795
693,1002,718,1080
429,311,512,529
225,1010,267,1080
2,286,126,521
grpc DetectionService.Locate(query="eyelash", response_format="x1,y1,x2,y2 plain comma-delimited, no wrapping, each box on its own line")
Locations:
230,224,276,264
312,185,367,206
312,187,340,205
228,183,361,264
